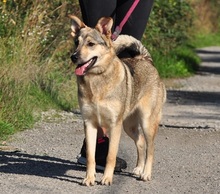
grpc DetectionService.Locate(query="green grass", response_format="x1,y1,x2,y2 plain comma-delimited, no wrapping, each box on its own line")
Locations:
0,121,14,140
0,0,80,141
0,31,77,141
0,83,61,141
150,32,220,78
149,45,200,78
190,32,220,48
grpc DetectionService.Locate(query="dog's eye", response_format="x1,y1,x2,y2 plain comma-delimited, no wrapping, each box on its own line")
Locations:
87,42,95,47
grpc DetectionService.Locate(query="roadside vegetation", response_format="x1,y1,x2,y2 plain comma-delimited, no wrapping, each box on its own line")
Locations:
0,0,220,140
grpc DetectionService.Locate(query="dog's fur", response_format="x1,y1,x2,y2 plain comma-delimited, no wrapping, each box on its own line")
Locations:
69,15,166,186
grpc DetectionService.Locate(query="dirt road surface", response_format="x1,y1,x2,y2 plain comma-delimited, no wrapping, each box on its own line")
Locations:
1,47,220,194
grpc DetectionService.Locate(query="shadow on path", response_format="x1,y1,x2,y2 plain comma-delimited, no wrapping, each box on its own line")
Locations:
0,151,84,184
196,49,220,55
197,65,220,75
196,48,220,74
163,47,220,130
167,90,220,106
0,151,133,185
167,47,220,106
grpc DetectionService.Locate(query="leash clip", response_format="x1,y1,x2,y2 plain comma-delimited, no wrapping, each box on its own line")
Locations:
111,26,121,41
111,0,140,41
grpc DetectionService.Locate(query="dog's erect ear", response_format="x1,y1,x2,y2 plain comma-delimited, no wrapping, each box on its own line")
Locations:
95,17,113,38
68,14,86,37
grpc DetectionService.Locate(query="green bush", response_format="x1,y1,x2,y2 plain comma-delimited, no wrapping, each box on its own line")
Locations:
144,0,220,52
144,0,194,54
142,0,197,78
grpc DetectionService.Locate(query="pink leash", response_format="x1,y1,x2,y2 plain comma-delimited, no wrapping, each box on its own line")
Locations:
111,0,140,41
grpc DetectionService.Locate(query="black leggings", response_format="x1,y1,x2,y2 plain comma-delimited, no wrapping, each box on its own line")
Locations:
79,0,154,40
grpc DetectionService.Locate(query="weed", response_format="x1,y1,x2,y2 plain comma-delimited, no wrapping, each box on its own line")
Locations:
0,121,14,140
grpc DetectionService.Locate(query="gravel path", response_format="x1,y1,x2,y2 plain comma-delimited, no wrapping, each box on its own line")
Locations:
0,47,220,194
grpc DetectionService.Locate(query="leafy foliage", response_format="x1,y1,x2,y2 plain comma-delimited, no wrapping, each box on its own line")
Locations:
144,0,194,54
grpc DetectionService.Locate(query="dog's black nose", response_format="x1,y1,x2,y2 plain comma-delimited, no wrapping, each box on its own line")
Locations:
71,53,78,63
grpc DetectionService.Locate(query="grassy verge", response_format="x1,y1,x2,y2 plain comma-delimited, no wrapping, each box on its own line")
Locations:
0,32,78,141
149,32,220,79
152,46,200,78
190,32,220,48
0,1,79,141
0,35,61,140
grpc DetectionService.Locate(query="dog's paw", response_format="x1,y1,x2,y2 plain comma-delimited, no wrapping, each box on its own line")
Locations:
140,172,151,181
133,166,144,176
82,176,96,186
101,175,113,186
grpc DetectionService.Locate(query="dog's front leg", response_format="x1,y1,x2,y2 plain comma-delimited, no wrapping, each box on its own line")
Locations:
82,122,97,186
101,122,122,185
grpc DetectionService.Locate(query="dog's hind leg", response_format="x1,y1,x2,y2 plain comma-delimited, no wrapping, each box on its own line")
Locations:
140,111,161,181
123,113,146,176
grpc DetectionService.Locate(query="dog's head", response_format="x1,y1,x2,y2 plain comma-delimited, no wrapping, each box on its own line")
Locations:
69,15,115,76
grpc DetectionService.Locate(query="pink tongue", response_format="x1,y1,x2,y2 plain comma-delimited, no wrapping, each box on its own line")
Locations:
75,60,91,76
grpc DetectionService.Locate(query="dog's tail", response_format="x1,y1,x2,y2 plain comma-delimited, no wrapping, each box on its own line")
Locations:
113,35,152,60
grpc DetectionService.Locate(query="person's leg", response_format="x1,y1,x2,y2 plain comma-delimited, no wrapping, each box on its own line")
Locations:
79,0,117,28
115,0,154,40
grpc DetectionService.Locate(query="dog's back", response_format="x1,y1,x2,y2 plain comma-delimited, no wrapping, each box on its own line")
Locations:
114,35,166,116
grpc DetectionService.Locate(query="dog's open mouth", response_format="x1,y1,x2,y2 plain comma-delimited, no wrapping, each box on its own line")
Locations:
75,57,97,76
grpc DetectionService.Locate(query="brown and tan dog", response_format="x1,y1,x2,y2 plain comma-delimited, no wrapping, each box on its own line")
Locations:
69,15,166,186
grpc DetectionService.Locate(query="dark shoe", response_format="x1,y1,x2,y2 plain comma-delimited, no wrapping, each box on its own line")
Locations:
77,137,127,172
